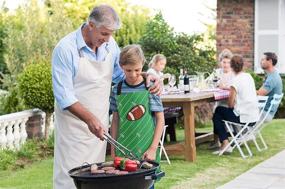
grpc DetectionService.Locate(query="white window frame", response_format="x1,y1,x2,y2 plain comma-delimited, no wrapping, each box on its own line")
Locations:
254,0,285,74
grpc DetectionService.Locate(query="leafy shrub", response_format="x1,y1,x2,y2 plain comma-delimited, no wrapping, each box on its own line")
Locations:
17,140,37,159
0,86,26,115
47,130,54,149
0,150,17,170
249,71,264,89
18,61,54,113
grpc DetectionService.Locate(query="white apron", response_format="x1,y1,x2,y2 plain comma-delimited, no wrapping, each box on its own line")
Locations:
53,48,113,189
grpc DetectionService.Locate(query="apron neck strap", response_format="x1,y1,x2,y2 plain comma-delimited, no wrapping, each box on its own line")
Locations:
117,81,123,95
117,78,148,95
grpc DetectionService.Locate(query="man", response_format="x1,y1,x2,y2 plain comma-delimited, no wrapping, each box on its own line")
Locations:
52,5,160,189
257,52,283,121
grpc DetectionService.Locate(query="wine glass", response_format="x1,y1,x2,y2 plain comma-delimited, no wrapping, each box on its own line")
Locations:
168,75,176,90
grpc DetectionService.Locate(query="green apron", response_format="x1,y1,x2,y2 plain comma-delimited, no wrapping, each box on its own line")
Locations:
115,81,160,162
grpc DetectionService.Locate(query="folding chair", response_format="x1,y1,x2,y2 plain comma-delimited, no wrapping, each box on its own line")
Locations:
159,125,171,164
246,93,283,152
219,93,283,158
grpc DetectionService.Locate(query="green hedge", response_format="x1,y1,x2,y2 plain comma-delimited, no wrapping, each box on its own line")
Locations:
18,61,54,113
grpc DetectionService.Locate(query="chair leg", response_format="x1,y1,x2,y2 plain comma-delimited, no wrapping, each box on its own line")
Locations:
160,126,167,158
258,132,268,150
253,138,262,152
243,141,253,157
161,144,171,165
220,123,249,159
159,125,171,164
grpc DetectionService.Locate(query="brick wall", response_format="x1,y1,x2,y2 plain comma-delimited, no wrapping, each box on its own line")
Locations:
216,0,254,69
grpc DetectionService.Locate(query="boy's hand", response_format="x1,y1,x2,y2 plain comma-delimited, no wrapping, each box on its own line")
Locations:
143,147,157,161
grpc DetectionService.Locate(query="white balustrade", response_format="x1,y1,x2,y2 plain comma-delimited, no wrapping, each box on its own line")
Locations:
0,109,46,150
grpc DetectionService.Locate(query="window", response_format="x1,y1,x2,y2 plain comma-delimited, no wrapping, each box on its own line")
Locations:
255,0,285,73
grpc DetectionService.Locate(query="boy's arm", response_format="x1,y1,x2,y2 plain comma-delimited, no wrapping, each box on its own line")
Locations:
143,111,164,160
150,112,165,150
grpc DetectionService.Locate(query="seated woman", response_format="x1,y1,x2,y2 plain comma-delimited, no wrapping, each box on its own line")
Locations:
217,49,235,90
209,49,235,149
212,55,259,154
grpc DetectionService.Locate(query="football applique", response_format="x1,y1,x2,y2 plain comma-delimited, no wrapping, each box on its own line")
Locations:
126,105,146,121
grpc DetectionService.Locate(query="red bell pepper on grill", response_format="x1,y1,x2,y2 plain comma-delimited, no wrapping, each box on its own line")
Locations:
120,159,137,172
114,157,123,168
114,157,138,172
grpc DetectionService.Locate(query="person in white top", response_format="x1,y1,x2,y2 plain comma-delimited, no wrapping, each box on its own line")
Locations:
147,54,167,79
209,49,235,150
212,55,259,154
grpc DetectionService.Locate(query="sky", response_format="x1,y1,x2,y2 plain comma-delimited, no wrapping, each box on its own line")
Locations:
1,0,217,34
127,0,216,34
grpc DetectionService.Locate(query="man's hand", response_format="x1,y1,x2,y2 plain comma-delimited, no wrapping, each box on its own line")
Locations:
146,74,162,95
68,102,105,140
86,117,105,140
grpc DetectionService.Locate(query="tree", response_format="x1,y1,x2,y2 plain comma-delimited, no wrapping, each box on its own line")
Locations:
139,12,216,75
0,6,8,88
0,0,73,113
3,0,74,78
139,12,177,62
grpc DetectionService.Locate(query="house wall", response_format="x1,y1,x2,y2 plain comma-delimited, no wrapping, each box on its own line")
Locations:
216,0,254,69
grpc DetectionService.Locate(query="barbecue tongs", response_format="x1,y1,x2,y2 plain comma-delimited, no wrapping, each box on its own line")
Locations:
103,133,141,161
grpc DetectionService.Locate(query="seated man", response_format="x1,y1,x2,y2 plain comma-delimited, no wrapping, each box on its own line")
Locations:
257,52,283,122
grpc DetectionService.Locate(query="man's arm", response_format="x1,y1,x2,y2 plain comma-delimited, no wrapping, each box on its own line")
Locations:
67,102,105,139
52,46,104,139
256,87,268,96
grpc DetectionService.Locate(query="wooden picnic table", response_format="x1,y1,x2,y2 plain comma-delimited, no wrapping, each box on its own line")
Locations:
161,91,219,162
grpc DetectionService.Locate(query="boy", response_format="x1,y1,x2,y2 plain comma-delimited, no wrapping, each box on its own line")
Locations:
110,44,164,166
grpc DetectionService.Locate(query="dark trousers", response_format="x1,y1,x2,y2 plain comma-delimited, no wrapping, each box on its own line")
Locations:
213,106,241,142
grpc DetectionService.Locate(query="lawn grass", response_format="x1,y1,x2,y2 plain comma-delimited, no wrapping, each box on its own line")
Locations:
0,158,53,189
0,119,284,189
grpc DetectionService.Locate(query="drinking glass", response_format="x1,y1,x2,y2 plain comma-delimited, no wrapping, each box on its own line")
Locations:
168,75,176,89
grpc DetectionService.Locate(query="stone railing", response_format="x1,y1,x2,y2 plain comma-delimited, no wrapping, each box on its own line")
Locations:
0,109,46,150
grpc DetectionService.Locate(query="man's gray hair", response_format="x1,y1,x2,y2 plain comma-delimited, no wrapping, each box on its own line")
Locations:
88,5,121,30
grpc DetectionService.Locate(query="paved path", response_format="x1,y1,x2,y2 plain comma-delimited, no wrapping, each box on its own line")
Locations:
218,149,285,189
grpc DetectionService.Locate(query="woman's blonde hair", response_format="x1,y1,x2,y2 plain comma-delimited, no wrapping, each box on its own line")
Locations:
119,44,145,66
148,54,166,68
218,49,233,63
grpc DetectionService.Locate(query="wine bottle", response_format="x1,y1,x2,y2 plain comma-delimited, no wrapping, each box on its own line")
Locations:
183,69,190,94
